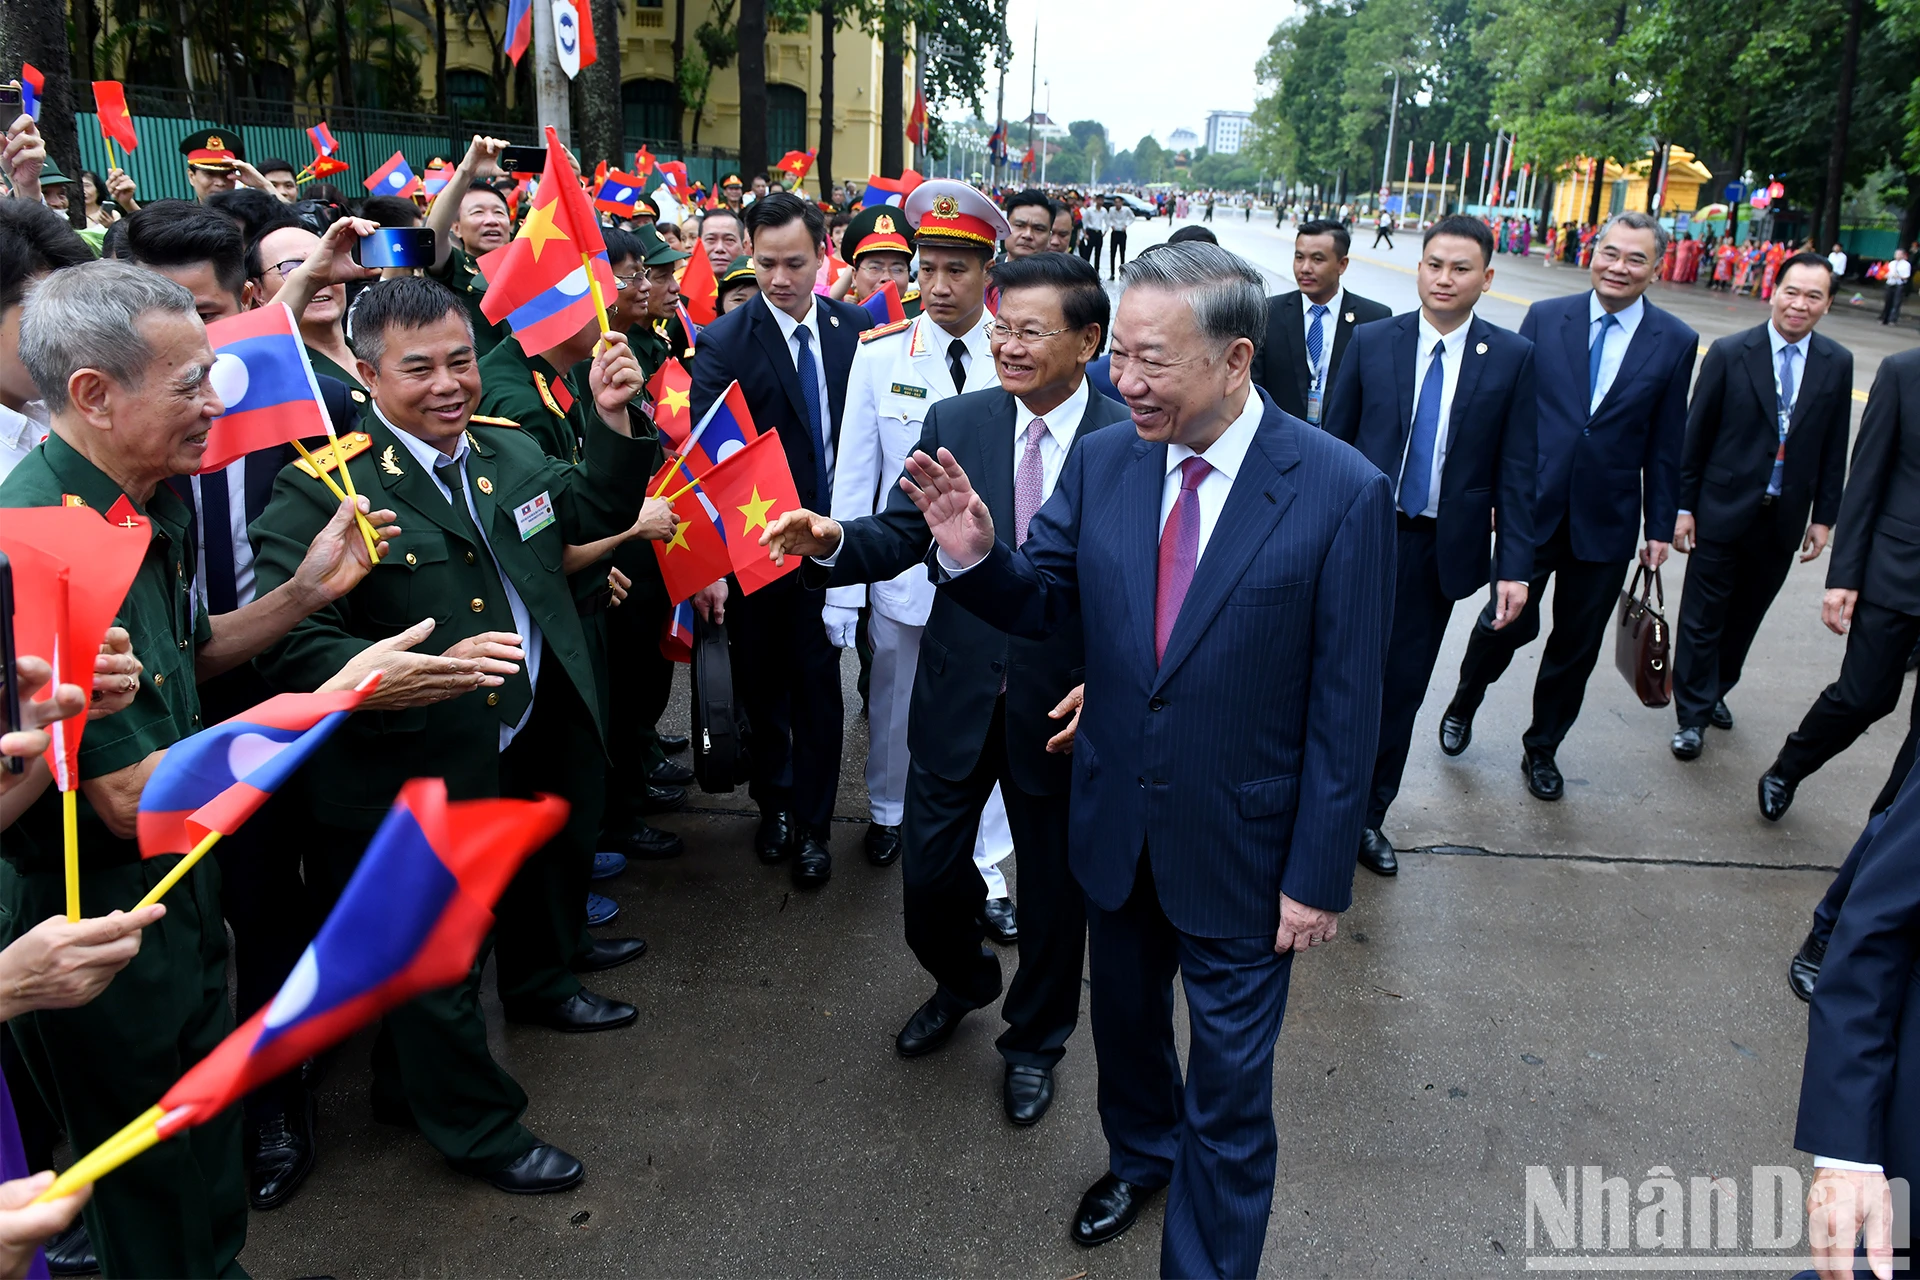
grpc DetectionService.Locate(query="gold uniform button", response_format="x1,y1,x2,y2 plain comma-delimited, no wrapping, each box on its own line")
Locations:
470,598,485,613
405,552,418,566
177,639,188,650
464,551,476,565
153,674,164,686
486,692,500,706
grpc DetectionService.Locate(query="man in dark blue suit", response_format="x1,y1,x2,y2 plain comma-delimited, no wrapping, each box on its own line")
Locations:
688,194,868,887
1323,214,1537,876
879,242,1394,1278
1440,211,1698,800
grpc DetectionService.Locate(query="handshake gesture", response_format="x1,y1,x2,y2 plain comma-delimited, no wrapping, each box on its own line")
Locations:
761,448,999,568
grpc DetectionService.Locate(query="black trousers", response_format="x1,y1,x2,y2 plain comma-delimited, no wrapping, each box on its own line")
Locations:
1810,708,1920,943
1883,282,1908,324
1083,231,1104,273
599,577,672,838
1109,230,1128,271
1774,598,1920,783
1671,502,1796,728
1368,518,1455,827
726,572,845,834
901,698,1083,1068
1454,518,1632,755
1372,228,1394,248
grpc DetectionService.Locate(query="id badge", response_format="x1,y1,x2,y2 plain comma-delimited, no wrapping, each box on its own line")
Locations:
514,491,556,541
1306,383,1323,424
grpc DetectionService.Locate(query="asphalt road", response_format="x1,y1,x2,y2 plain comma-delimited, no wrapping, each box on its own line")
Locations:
239,216,1920,1277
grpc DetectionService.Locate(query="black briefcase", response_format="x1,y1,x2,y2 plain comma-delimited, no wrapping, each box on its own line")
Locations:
690,614,752,793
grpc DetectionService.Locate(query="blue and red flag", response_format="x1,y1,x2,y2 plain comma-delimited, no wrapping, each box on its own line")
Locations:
674,299,701,350
861,175,906,209
364,150,422,198
679,379,758,474
504,0,535,64
422,162,457,198
594,170,649,217
477,126,616,357
861,279,906,329
147,779,567,1140
18,64,43,121
307,122,338,158
661,600,695,662
198,303,336,472
136,680,377,857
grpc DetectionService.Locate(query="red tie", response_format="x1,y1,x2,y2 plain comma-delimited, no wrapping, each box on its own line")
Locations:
1155,457,1211,664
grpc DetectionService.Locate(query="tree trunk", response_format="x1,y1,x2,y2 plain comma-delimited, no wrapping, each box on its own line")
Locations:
0,0,82,226
670,0,687,141
816,0,835,200
73,0,97,83
434,0,448,114
331,0,353,105
737,0,767,180
1819,0,1862,250
879,7,903,177
574,0,623,166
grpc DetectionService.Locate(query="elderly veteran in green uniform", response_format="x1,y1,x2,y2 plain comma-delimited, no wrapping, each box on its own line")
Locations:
635,224,695,372
251,277,670,1192
425,135,517,355
0,260,419,1277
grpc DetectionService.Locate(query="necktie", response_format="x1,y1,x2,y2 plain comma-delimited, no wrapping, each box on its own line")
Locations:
1401,340,1446,518
792,323,830,503
1305,304,1328,378
1769,345,1797,497
437,456,532,727
1014,417,1047,546
1154,456,1212,665
197,472,239,615
948,338,970,395
1589,311,1620,409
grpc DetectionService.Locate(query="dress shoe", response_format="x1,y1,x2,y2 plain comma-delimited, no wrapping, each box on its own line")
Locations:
658,731,690,755
1071,1172,1160,1247
1523,748,1564,802
1438,702,1475,756
641,782,686,814
575,936,647,972
756,810,797,863
1003,1063,1054,1125
591,850,628,881
1758,770,1797,822
1357,827,1398,876
1789,929,1827,1003
791,834,832,889
506,988,637,1033
246,1089,316,1211
585,892,619,927
471,1143,585,1195
43,1220,96,1276
647,757,695,786
896,991,972,1058
609,824,683,861
1710,699,1735,731
1670,726,1704,760
864,822,902,867
981,896,1019,944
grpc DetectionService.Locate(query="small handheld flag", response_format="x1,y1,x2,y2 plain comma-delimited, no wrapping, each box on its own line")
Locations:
594,170,649,217
861,175,907,209
659,379,758,492
476,127,617,356
423,163,457,198
201,304,336,472
633,145,657,179
661,600,695,663
364,151,422,198
698,430,803,594
673,299,700,350
551,0,597,78
307,122,338,158
651,478,732,603
19,65,43,121
678,244,718,326
860,279,906,329
92,82,137,153
645,357,693,448
776,150,816,186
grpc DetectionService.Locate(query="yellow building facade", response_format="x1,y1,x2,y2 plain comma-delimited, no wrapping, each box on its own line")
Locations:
1550,146,1715,223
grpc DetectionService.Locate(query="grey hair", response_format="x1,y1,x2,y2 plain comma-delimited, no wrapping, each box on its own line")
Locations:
1119,242,1267,356
1596,210,1670,259
19,260,197,413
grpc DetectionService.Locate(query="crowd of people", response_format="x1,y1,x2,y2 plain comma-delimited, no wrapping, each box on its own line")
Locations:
0,89,1916,1280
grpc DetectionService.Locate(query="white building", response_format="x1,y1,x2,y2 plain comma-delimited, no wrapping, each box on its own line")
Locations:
1206,110,1253,156
1165,127,1200,153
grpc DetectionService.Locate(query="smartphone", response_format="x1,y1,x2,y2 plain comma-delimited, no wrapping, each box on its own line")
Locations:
355,227,436,269
0,86,20,114
0,555,22,775
499,146,548,173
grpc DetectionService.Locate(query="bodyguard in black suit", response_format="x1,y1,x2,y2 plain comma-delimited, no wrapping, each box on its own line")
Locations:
1324,215,1537,876
1442,212,1699,797
1760,346,1920,822
783,253,1128,1125
1255,219,1391,425
688,194,867,885
1671,254,1851,761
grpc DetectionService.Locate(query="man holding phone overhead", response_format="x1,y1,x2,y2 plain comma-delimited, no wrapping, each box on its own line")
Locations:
426,135,519,354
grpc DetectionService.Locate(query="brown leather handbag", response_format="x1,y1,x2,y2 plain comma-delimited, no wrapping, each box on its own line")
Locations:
1615,565,1673,708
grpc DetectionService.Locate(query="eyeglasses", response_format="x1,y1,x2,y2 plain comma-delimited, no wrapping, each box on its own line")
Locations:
612,272,643,291
988,322,1074,344
269,258,306,278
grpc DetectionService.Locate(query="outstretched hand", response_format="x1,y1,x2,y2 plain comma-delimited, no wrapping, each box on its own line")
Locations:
899,448,996,567
761,508,843,563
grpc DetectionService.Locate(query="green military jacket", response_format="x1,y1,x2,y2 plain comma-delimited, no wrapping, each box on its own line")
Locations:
249,409,652,828
628,322,670,382
475,334,592,464
306,346,368,395
0,434,210,871
429,242,513,356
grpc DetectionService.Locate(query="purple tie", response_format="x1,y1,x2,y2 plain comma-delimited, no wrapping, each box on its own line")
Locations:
1014,417,1047,546
1155,456,1212,664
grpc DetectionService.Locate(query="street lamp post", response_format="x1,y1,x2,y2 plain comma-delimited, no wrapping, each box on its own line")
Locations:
1377,64,1400,202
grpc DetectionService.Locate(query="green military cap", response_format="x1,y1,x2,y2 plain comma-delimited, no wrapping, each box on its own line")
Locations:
843,203,912,261
38,160,70,187
720,255,756,285
636,223,688,266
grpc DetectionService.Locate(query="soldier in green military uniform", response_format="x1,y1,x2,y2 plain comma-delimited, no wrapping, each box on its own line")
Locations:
425,135,517,355
251,277,676,1190
840,202,924,320
634,224,693,374
0,262,397,1276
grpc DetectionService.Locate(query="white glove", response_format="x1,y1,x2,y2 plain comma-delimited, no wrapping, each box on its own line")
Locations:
823,605,860,650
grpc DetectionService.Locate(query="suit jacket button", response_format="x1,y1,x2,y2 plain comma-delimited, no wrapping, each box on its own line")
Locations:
470,598,485,612
487,691,500,706
1149,697,1166,711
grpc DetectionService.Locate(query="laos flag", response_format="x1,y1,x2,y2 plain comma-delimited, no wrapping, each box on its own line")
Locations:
680,379,757,474
364,150,421,198
861,279,906,329
19,65,43,121
148,780,567,1139
199,302,334,473
476,126,616,357
136,678,378,857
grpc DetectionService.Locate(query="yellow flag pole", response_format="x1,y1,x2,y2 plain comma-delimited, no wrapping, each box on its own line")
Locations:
103,136,117,175
291,440,350,505
583,250,614,342
61,789,79,922
320,427,383,560
134,830,222,912
33,1105,166,1204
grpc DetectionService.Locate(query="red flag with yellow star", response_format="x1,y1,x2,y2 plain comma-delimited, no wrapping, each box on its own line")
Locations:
645,357,693,448
475,126,615,357
696,430,801,594
649,474,732,602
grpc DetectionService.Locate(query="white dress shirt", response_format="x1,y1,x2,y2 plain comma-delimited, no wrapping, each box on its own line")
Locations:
762,292,835,478
189,461,258,609
1108,204,1135,232
1828,249,1848,277
1588,291,1645,414
1082,207,1107,234
1400,314,1472,519
0,402,48,484
1302,287,1346,405
388,413,543,751
1890,257,1912,286
1160,386,1265,560
1018,376,1091,501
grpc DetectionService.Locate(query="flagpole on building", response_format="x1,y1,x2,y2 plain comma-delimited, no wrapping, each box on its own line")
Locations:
531,0,573,148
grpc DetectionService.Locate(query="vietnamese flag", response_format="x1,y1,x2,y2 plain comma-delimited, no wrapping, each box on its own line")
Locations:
646,357,693,448
651,480,732,603
777,149,815,186
478,127,616,356
633,145,657,180
696,430,802,594
92,81,137,151
906,90,927,146
678,241,718,326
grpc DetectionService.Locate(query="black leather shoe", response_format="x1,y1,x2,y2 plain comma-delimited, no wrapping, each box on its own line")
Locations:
1523,748,1563,802
756,810,796,863
647,757,695,786
791,834,832,888
896,991,970,1058
1357,828,1398,876
658,732,690,755
864,822,901,867
1071,1172,1160,1247
44,1219,97,1275
1003,1064,1054,1125
575,937,647,972
1789,929,1827,1003
246,1090,316,1211
1758,770,1797,822
981,896,1019,944
608,824,684,861
1438,702,1475,756
1710,699,1735,731
1670,726,1704,760
641,782,686,814
506,989,638,1033
473,1143,585,1195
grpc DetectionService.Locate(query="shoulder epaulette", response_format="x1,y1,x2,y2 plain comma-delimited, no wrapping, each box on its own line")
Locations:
861,318,913,343
60,494,87,508
902,288,921,303
469,414,521,428
292,432,372,478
